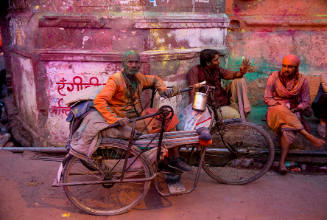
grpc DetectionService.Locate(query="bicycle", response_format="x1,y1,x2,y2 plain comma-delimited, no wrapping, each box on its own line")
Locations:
53,82,274,215
177,84,275,185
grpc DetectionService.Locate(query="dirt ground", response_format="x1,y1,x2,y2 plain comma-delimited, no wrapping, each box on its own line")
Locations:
1,150,327,220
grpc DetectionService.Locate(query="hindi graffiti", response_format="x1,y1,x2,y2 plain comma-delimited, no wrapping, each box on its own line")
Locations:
50,98,71,116
56,76,106,96
51,75,106,116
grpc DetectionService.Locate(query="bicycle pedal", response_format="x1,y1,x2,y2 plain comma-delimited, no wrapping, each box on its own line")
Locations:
167,181,186,194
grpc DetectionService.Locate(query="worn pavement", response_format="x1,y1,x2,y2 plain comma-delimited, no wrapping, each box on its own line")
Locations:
0,150,327,220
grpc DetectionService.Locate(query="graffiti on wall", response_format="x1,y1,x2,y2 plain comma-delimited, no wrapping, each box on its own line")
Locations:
50,98,71,116
49,76,106,116
47,62,119,117
56,76,106,96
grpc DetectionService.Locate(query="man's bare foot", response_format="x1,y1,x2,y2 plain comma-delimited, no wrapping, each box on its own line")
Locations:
311,136,325,148
278,166,288,175
301,129,326,148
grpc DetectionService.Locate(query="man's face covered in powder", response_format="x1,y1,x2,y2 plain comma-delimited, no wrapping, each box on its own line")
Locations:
123,54,141,75
281,55,300,78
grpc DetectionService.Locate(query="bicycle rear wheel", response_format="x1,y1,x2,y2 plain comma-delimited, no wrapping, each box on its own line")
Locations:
62,143,152,216
202,121,274,185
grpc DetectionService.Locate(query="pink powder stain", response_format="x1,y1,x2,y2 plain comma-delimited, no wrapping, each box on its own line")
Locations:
233,3,241,14
286,30,296,36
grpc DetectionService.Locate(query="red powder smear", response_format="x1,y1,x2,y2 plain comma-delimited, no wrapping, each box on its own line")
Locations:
233,3,241,14
286,30,296,36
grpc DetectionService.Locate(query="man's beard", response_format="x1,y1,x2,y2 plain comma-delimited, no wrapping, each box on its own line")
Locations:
126,68,139,75
122,68,139,94
122,67,140,82
207,63,219,71
282,70,296,78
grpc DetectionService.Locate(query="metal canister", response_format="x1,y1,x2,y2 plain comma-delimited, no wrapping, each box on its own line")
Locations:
192,92,207,111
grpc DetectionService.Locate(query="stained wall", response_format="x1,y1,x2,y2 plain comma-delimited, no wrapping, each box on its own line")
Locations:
5,0,227,146
225,0,327,106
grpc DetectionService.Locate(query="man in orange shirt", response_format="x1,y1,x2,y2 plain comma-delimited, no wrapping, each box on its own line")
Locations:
94,51,168,129
70,50,190,171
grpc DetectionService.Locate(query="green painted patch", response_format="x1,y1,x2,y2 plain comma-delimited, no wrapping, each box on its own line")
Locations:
221,56,276,83
297,57,311,74
247,105,267,125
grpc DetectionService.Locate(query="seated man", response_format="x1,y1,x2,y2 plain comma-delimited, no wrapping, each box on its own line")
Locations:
69,50,190,171
264,54,325,174
187,49,251,121
312,73,327,138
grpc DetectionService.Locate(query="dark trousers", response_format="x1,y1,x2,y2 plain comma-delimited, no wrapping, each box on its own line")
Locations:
312,93,327,120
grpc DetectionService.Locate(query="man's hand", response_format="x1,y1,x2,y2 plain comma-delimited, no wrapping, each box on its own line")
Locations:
291,104,308,114
118,117,129,126
161,88,175,98
240,58,251,76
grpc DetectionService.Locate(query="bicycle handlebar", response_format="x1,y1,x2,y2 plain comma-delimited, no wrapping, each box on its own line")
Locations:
161,81,208,100
107,106,173,128
108,81,209,128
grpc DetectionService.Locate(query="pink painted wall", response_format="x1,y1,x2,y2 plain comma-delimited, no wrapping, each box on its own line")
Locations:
5,0,227,146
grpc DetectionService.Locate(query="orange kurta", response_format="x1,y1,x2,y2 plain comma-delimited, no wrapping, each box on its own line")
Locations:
94,71,167,124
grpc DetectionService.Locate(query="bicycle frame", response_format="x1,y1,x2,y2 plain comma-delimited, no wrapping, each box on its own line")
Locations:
55,105,211,197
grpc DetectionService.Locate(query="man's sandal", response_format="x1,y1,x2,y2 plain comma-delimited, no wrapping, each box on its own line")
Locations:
278,167,288,175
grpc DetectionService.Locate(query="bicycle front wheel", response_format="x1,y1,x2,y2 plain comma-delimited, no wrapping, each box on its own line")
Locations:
202,121,274,185
62,143,152,216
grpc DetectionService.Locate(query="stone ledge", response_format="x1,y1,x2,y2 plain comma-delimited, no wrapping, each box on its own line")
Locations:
237,16,327,27
39,14,229,29
11,47,227,62
248,105,327,163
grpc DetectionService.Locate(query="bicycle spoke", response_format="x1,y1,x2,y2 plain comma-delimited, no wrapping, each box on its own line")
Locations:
62,143,151,216
203,121,274,185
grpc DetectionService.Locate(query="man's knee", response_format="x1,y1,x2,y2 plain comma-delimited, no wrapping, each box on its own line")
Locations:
230,77,249,95
217,106,241,120
281,130,296,146
232,77,247,86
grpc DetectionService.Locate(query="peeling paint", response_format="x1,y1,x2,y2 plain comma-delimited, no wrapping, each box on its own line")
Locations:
82,36,90,48
15,57,38,129
171,28,226,48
